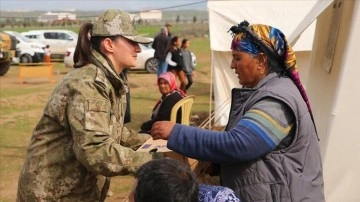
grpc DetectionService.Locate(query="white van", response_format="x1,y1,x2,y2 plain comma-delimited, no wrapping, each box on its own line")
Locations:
21,30,78,59
4,31,45,63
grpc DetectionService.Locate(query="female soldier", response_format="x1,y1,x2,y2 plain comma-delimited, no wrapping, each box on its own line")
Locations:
17,9,159,202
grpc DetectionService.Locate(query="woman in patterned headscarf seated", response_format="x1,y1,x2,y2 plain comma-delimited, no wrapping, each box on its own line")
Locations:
150,21,325,202
139,72,186,134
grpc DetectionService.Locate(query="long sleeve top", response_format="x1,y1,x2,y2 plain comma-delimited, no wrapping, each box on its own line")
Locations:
152,33,170,60
181,49,194,75
167,98,295,163
17,50,153,202
166,48,184,72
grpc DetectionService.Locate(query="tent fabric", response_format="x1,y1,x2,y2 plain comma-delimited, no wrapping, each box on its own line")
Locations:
207,1,360,201
208,0,318,52
303,1,360,201
211,51,235,124
208,0,326,126
288,0,335,45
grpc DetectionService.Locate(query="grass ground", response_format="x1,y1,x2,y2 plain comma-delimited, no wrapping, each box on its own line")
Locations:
0,36,212,201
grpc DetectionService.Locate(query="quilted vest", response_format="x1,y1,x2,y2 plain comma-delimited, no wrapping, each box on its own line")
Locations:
222,73,324,202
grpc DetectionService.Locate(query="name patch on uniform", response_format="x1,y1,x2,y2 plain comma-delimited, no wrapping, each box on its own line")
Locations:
88,98,108,112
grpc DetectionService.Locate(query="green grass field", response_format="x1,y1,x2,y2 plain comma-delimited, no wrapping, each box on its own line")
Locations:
0,25,212,201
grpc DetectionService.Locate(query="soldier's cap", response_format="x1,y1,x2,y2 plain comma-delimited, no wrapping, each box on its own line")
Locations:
92,9,151,44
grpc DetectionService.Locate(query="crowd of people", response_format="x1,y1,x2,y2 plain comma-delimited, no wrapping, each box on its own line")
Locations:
16,9,324,202
152,23,196,93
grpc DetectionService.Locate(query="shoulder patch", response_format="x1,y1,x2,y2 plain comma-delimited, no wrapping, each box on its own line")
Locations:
88,98,108,112
95,67,107,84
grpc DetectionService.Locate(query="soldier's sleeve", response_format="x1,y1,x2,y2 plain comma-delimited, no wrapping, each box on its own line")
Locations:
67,79,153,176
119,127,151,150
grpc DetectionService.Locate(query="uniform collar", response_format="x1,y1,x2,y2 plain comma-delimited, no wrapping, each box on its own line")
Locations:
91,50,129,94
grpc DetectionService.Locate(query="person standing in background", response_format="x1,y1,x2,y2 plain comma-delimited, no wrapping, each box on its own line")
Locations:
181,38,195,93
166,36,187,91
165,22,172,38
152,27,170,77
44,44,51,63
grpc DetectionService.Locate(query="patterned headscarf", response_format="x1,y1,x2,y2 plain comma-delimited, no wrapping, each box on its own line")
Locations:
152,72,186,116
158,72,186,96
229,21,313,115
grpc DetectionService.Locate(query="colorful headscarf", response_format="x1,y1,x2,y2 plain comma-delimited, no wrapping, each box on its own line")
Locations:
158,72,186,96
229,21,313,115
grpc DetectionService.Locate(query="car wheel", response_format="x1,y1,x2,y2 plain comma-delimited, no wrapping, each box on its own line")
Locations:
145,58,158,73
20,54,33,63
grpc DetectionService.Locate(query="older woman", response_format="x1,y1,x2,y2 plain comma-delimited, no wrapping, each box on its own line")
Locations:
140,72,186,134
150,21,324,201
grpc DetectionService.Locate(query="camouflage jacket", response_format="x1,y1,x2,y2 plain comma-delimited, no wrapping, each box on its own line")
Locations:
17,50,153,202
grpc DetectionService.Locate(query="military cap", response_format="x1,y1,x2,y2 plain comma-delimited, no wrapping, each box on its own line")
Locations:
92,9,151,44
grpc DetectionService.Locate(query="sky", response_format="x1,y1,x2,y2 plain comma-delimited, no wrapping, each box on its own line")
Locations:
0,0,207,12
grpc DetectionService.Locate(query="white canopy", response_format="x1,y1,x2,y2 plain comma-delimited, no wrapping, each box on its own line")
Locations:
207,0,360,201
208,0,323,125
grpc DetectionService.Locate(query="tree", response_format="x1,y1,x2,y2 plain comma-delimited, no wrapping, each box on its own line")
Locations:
176,15,180,23
193,15,197,23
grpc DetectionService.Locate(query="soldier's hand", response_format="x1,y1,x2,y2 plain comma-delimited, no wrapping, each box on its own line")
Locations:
150,121,175,140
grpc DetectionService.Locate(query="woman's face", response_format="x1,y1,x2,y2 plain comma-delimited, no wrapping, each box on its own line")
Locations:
174,38,181,48
158,78,172,94
231,50,264,88
106,36,141,74
183,41,190,48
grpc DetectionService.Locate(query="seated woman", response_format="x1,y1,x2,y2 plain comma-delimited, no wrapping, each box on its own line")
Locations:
139,72,186,133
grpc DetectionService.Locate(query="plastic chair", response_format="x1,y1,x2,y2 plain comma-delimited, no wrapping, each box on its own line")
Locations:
170,95,195,125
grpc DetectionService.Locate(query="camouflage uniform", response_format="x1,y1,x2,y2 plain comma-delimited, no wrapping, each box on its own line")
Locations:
17,9,154,202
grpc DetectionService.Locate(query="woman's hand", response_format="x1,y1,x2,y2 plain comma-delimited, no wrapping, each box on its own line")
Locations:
150,121,176,140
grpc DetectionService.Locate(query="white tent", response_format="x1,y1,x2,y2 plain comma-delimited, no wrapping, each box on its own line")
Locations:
207,0,360,201
208,0,322,125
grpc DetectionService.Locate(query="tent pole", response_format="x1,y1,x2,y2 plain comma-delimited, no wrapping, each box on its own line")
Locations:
209,51,214,129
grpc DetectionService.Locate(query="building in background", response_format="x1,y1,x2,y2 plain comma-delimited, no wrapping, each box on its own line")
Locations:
138,10,162,22
38,12,76,23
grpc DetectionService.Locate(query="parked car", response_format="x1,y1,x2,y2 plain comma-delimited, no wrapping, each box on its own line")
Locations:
64,44,158,73
22,30,78,60
191,52,197,67
4,30,45,63
64,41,197,73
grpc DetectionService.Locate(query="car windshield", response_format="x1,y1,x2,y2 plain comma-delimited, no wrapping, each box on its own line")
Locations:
8,31,32,42
67,31,78,40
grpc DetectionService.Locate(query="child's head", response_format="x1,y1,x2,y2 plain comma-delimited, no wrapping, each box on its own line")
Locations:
130,158,198,202
181,38,190,49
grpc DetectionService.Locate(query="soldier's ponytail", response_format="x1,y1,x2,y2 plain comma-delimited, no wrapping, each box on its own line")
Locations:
73,22,93,68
